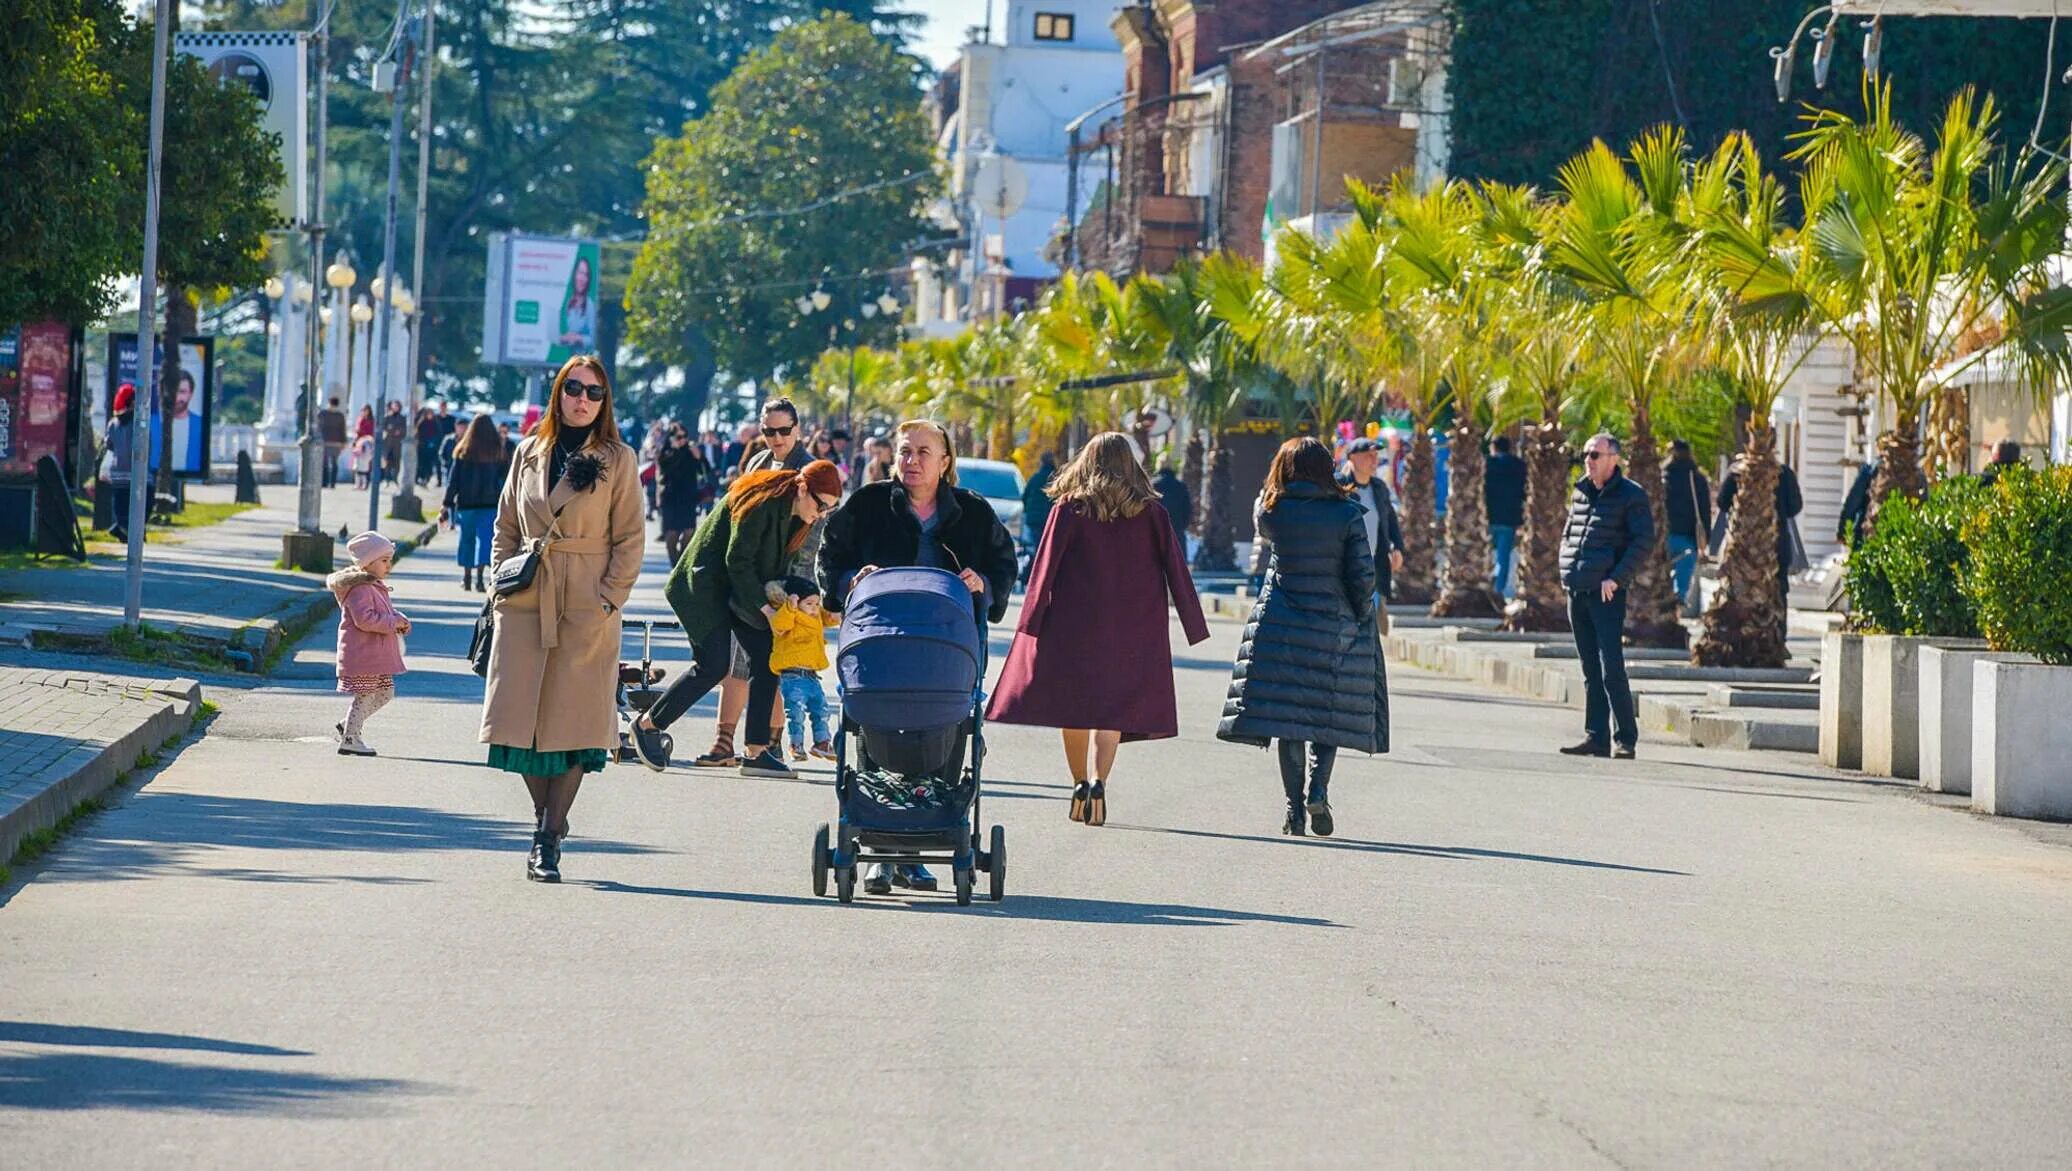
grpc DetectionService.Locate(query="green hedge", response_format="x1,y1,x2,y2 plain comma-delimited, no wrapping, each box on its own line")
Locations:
1846,476,1986,638
1964,466,2072,665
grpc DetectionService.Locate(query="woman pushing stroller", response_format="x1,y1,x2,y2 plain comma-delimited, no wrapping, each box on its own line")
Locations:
815,419,1018,894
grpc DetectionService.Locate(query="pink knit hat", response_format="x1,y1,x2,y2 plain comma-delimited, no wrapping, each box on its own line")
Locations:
346,531,396,567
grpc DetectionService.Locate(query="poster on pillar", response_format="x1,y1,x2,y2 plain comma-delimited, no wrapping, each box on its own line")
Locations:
175,32,309,227
0,324,78,482
481,233,602,368
107,335,215,480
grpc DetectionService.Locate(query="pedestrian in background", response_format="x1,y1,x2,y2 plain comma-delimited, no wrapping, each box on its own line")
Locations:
1664,438,1713,603
443,414,507,592
414,406,441,487
1979,439,2023,487
101,383,138,543
656,423,709,566
1338,438,1404,634
1020,449,1058,584
989,433,1210,827
862,435,894,484
480,355,646,884
1218,437,1390,837
1485,435,1527,599
1558,433,1652,760
329,531,411,758
1153,461,1192,537
380,402,407,485
318,397,348,488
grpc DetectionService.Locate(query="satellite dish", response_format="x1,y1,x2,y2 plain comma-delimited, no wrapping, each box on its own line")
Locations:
972,153,1029,221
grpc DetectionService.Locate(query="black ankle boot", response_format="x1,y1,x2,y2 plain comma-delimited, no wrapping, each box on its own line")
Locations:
1282,805,1306,836
463,567,473,590
527,830,561,882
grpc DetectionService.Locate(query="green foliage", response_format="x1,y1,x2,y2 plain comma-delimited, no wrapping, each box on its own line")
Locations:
626,16,939,385
1846,476,1986,637
1963,466,2072,664
8,796,110,870
1448,1,2055,186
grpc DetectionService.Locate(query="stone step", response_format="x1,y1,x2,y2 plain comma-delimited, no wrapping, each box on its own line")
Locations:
1706,684,1820,709
1530,643,1691,661
1625,663,1813,685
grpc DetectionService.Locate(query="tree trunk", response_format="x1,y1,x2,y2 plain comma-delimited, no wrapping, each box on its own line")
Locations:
1865,424,1929,531
1193,439,1237,572
1431,414,1502,618
1691,422,1787,667
1181,430,1205,536
1503,410,1570,632
1924,387,1968,484
1622,408,1688,649
155,288,198,508
1394,424,1439,604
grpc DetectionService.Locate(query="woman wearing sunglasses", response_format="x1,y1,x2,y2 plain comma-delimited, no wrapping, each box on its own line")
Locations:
631,457,847,779
480,354,646,883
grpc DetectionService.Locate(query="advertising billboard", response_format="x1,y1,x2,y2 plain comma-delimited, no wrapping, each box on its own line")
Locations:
107,335,216,480
0,324,77,480
175,31,309,227
482,233,602,368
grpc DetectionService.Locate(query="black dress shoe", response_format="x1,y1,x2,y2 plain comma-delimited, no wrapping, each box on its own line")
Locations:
631,722,672,772
1559,739,1611,757
526,831,561,883
1282,807,1306,836
1306,797,1334,837
863,864,893,896
1612,743,1636,760
894,863,938,891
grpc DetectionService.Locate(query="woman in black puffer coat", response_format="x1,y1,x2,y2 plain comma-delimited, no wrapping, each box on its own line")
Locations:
1218,437,1390,836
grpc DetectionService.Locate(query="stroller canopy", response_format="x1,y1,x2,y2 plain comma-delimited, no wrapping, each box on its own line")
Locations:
838,567,982,732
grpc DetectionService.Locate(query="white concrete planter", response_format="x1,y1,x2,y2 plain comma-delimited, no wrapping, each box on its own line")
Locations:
1819,631,1865,770
1918,648,2035,795
1971,660,2072,820
1861,636,1986,779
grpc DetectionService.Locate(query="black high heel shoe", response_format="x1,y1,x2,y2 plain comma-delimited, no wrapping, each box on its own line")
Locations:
1085,781,1106,827
1069,782,1089,823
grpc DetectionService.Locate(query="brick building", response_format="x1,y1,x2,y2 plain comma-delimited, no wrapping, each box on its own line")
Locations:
1062,0,1451,277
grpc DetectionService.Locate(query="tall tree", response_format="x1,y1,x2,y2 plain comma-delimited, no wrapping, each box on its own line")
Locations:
626,16,939,386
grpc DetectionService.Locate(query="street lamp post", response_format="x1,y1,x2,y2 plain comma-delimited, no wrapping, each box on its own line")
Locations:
286,6,337,573
368,0,414,535
124,0,174,629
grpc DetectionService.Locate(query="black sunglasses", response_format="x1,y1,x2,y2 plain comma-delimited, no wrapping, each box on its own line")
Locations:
562,380,607,402
761,424,795,438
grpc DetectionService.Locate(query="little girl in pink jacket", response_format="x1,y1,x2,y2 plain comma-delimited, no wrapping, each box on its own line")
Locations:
328,531,412,756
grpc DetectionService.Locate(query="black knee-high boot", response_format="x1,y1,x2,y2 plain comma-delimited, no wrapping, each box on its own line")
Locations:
1276,739,1307,836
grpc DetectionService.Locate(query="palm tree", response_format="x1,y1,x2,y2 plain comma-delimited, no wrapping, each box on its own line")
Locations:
1479,181,1586,632
1788,84,2072,520
1543,129,1705,649
1138,258,1264,572
1684,133,1827,667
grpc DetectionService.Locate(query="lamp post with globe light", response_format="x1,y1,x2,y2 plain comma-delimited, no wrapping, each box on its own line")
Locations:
799,274,902,448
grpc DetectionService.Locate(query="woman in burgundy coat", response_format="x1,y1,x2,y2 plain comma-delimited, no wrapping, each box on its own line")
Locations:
987,433,1210,826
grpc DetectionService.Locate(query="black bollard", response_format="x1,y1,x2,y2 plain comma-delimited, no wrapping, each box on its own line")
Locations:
235,451,261,504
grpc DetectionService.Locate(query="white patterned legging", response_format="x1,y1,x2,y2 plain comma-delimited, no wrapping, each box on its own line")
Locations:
343,684,395,737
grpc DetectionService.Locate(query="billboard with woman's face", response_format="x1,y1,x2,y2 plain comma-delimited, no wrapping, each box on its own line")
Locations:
481,233,602,368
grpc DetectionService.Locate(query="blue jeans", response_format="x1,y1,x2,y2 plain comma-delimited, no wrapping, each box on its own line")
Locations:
780,669,831,747
1567,587,1635,749
1490,524,1518,598
1668,534,1698,599
454,507,496,569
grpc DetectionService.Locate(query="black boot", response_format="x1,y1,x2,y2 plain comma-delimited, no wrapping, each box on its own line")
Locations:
527,830,561,882
1305,786,1334,837
463,567,474,590
1282,804,1306,836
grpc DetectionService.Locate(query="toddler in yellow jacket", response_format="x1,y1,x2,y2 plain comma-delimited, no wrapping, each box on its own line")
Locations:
763,575,840,760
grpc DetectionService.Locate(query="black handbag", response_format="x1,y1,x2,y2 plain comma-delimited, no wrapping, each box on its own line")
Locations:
468,595,495,677
490,504,565,597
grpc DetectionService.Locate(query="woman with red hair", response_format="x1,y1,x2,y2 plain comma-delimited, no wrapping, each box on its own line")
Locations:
632,458,846,778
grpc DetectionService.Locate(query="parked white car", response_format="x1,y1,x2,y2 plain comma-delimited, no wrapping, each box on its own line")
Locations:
957,458,1027,545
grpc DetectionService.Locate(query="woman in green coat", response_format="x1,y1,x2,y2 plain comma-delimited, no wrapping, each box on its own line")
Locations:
630,459,844,777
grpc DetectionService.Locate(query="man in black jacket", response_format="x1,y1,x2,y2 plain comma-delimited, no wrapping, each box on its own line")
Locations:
1338,439,1405,634
1663,439,1712,601
1558,433,1654,759
1485,436,1527,598
1837,459,1876,548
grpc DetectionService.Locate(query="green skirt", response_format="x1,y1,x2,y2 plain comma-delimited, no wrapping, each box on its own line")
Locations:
487,742,611,777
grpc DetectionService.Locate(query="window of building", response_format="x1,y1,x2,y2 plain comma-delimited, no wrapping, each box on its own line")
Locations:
1034,12,1075,42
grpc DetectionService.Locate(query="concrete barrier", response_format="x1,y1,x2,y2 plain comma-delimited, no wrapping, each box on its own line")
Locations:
1971,660,2072,820
1818,631,1864,770
1862,636,1985,779
1919,647,2032,796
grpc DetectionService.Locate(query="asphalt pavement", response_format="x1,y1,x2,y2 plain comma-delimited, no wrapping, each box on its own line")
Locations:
3,529,2071,1168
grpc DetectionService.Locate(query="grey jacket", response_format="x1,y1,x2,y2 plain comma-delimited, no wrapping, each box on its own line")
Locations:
1558,470,1654,592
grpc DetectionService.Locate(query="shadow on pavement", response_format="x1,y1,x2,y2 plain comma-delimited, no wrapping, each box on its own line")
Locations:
37,793,663,884
0,1050,427,1115
583,879,1345,927
0,1023,309,1056
1108,822,1690,876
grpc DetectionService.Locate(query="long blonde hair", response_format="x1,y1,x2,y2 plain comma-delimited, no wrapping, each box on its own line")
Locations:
1047,432,1158,522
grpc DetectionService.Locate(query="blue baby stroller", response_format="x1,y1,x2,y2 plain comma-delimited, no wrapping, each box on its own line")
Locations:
811,566,1005,906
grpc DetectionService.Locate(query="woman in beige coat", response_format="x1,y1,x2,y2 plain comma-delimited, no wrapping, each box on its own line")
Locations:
480,354,645,882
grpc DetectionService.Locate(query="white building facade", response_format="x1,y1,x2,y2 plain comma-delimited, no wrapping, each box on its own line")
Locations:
916,0,1126,333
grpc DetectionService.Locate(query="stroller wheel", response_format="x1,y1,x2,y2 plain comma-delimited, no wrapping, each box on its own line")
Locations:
811,825,831,898
954,868,973,907
835,864,855,905
988,826,1006,902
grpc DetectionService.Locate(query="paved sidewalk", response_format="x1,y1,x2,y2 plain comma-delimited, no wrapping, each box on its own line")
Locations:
0,483,440,667
0,667,201,866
